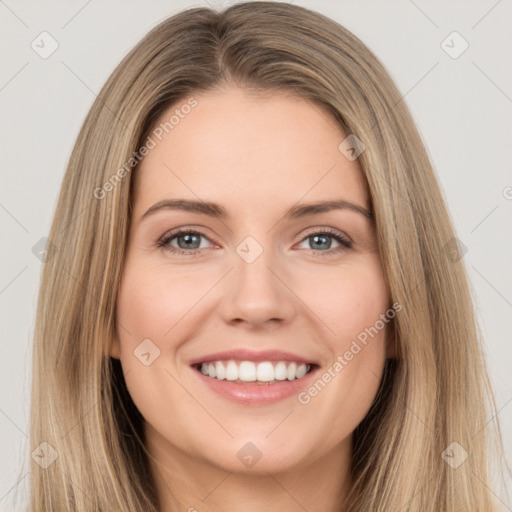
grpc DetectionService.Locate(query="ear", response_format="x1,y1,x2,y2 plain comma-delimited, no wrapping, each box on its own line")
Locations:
110,335,121,359
385,317,398,359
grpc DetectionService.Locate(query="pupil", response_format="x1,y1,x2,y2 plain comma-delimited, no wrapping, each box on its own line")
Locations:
178,233,200,249
311,234,331,250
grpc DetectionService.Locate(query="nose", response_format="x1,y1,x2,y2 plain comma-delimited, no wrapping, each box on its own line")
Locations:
218,246,297,329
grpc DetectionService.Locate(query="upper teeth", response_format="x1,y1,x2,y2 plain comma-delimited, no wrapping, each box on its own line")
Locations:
199,360,311,382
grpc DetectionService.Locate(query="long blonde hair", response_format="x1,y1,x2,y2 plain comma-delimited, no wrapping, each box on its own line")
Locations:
29,2,504,510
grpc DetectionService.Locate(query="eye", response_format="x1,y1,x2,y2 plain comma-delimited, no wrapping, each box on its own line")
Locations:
296,228,352,255
157,228,214,255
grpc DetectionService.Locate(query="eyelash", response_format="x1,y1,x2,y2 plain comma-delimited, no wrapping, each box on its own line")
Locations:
156,226,353,257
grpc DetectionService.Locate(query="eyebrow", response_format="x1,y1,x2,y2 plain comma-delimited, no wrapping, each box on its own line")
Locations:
141,198,373,221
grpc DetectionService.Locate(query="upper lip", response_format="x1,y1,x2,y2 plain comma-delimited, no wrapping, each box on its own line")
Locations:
189,349,319,366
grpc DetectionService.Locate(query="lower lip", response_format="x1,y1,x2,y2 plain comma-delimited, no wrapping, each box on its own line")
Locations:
192,366,319,405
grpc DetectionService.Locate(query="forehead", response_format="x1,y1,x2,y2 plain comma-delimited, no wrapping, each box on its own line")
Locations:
133,87,369,215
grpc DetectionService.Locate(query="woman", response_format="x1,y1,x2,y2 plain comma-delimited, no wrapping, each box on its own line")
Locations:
30,2,504,510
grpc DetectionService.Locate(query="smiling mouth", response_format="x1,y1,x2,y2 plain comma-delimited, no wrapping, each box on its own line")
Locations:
193,360,316,385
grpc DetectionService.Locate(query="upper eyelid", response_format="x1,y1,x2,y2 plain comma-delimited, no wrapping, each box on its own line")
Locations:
160,226,219,245
300,226,351,241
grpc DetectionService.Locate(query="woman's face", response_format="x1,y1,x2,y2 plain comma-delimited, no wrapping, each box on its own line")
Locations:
113,86,392,476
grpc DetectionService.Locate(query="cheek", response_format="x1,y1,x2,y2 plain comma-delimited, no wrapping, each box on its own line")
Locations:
296,256,389,344
116,261,213,348
295,266,390,450
115,263,209,440
292,256,389,416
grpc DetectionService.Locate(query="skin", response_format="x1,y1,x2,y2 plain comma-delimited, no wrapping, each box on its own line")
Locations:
112,85,393,512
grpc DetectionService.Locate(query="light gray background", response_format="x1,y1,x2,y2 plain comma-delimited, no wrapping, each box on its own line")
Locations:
1,0,511,509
